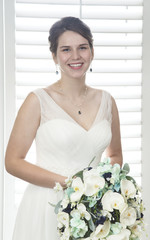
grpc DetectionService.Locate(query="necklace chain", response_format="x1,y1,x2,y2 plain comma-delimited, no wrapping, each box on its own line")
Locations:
57,81,88,115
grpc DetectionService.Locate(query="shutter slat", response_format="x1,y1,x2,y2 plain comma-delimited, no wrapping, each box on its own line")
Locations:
16,17,59,31
15,85,142,99
93,33,142,46
17,0,80,4
15,86,142,113
119,112,141,125
82,0,143,6
116,99,141,112
16,59,142,73
122,138,141,151
16,72,142,86
94,86,141,99
16,32,142,46
86,73,142,85
121,125,141,138
82,6,143,20
16,45,142,60
84,19,143,33
123,151,141,163
16,18,143,33
16,0,143,6
16,4,80,18
16,4,143,20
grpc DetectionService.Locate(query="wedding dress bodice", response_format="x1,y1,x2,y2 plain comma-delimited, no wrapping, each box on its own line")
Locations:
34,88,112,177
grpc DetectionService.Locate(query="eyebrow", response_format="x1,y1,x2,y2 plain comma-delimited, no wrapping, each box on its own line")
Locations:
59,43,89,49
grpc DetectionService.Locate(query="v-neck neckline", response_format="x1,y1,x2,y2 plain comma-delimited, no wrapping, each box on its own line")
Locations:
41,88,104,132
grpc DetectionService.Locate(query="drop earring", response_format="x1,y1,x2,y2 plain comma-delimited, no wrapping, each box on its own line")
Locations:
56,64,59,75
89,63,92,72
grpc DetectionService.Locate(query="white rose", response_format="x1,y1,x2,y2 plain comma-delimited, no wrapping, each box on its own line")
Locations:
121,179,136,199
120,207,137,227
107,229,131,240
102,190,125,212
70,177,84,202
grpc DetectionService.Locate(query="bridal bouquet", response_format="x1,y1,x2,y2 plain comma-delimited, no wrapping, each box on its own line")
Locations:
52,158,144,240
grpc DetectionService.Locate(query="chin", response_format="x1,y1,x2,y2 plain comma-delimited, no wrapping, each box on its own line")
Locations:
70,73,86,80
69,70,87,79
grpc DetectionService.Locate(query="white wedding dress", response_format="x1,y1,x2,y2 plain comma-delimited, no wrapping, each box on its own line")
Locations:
13,88,112,240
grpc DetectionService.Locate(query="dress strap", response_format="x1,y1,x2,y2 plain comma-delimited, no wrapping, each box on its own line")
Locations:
32,88,55,125
100,91,112,124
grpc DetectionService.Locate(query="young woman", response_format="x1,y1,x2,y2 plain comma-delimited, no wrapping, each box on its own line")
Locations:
5,16,122,240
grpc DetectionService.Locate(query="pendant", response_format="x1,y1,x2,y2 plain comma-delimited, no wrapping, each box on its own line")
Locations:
78,110,81,115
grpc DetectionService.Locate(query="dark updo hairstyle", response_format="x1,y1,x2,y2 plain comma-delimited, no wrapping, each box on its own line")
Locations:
48,16,93,56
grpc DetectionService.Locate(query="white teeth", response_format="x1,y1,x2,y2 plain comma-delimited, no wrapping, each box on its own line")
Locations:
69,63,82,67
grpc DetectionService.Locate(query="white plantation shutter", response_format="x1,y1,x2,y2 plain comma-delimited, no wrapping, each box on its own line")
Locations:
14,0,143,224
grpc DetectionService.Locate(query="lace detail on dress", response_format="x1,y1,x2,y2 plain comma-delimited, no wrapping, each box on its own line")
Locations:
97,90,112,124
32,88,71,125
33,88,112,126
103,91,112,124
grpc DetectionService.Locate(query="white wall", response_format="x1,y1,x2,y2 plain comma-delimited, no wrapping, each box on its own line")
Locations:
142,0,150,239
3,0,16,239
0,0,5,239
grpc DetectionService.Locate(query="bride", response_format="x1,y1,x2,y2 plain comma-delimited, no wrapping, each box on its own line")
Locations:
5,16,122,239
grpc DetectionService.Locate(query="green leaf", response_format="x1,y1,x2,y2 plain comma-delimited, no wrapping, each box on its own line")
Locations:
88,156,96,167
126,175,136,185
72,157,96,181
48,202,56,207
89,217,96,231
66,187,75,198
54,200,62,214
73,170,83,181
122,163,130,174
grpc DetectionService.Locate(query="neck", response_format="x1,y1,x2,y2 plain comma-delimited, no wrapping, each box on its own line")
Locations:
58,76,87,99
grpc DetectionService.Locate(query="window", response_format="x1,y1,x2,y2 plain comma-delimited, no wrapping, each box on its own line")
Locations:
2,0,150,239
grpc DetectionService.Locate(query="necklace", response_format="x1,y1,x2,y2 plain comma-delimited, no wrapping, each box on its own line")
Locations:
57,81,88,115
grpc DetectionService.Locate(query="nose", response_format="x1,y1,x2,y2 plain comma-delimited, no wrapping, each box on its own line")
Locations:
71,49,80,60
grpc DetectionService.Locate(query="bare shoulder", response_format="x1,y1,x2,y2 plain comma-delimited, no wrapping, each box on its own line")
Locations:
18,92,40,114
88,87,103,103
94,88,119,114
16,92,41,128
110,95,119,113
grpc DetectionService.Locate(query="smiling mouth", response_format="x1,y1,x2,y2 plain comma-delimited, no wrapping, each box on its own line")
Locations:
68,63,83,69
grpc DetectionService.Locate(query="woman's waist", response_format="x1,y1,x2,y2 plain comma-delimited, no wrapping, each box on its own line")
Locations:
36,155,101,177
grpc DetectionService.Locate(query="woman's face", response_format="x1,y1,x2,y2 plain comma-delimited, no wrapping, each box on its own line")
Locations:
53,31,94,80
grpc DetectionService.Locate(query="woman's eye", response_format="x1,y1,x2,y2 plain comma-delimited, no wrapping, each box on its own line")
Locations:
80,46,88,50
62,48,70,52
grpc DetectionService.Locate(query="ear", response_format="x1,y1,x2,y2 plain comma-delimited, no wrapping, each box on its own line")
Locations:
91,48,94,60
52,53,58,64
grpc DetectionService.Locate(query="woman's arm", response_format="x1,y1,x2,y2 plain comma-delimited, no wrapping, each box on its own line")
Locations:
5,93,66,188
106,97,123,167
